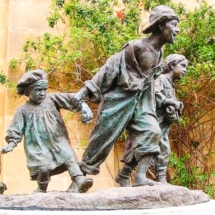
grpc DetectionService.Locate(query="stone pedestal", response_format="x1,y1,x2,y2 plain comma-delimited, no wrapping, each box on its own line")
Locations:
0,184,209,210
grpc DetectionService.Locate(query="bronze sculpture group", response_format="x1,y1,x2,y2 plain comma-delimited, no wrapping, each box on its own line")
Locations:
1,5,189,193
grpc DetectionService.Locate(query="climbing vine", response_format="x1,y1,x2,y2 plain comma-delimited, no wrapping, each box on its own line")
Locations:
9,0,141,90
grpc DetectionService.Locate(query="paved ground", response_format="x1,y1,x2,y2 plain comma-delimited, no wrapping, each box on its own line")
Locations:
0,200,214,215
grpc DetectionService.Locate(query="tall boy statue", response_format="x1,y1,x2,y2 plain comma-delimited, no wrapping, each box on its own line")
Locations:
116,54,188,186
74,5,180,186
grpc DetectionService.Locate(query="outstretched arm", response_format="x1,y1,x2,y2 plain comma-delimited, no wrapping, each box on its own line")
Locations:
72,87,89,107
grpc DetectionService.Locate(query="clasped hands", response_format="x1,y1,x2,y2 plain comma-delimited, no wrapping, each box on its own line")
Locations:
73,87,93,125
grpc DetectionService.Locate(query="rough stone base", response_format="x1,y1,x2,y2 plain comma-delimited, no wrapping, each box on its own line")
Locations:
0,184,209,210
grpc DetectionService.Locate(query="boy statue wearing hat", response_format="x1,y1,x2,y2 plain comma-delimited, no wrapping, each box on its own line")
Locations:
73,5,180,187
116,54,188,186
1,69,93,193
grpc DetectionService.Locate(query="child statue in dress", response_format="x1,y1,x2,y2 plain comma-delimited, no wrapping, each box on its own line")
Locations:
1,69,93,193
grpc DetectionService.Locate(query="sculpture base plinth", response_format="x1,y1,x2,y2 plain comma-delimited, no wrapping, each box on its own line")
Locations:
0,184,209,210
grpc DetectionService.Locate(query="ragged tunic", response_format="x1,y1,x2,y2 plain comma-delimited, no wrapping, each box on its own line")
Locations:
5,93,80,180
81,41,163,173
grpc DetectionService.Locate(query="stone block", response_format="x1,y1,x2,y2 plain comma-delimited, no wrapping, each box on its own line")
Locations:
7,29,35,58
0,185,210,210
0,90,5,149
0,30,7,59
0,59,6,72
9,1,49,31
9,0,65,33
0,4,8,30
0,0,9,5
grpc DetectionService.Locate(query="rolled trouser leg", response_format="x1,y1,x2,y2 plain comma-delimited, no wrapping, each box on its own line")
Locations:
155,166,168,184
115,159,138,187
154,146,170,184
115,165,132,187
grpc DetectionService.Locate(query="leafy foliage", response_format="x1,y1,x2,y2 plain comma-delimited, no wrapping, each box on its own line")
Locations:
169,152,215,198
9,0,141,90
0,73,7,85
0,72,15,88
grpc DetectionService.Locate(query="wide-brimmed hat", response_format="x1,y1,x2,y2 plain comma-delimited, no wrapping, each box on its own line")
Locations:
142,5,179,34
17,69,47,95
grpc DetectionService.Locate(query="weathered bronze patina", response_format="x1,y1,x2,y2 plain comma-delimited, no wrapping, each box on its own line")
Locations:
153,54,188,183
117,54,188,186
1,69,93,193
74,5,180,187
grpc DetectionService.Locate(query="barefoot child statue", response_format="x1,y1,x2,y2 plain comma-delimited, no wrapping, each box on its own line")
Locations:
116,54,188,186
74,5,180,187
1,69,93,193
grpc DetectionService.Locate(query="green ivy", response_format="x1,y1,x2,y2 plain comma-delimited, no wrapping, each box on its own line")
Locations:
169,153,215,198
0,73,7,85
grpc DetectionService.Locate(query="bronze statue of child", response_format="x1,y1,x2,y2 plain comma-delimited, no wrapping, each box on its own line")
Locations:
1,69,93,193
153,54,188,183
116,54,188,186
75,5,180,187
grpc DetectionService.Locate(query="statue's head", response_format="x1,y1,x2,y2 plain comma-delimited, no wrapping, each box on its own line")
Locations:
17,69,48,103
142,5,179,35
163,54,188,81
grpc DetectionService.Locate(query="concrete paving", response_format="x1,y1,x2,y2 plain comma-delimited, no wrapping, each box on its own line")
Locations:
0,200,214,215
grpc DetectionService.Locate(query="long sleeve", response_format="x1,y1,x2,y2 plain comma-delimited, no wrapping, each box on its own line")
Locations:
84,52,122,103
155,77,166,108
49,93,82,112
5,108,25,145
